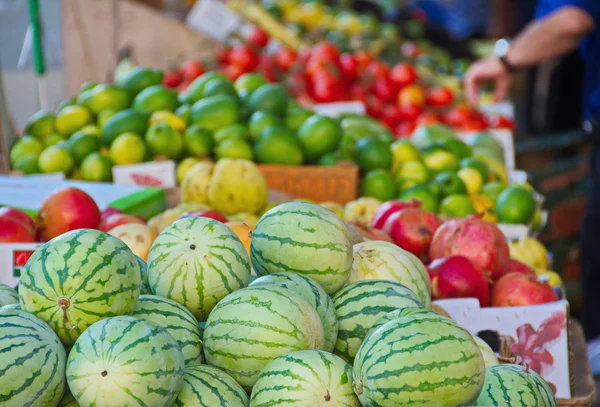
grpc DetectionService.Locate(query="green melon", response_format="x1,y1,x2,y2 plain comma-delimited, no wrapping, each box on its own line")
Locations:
332,280,423,364
18,229,141,345
203,286,325,391
67,316,185,407
250,272,338,353
175,364,249,407
475,364,551,406
251,201,353,295
473,336,499,368
0,303,21,311
354,309,485,407
250,350,360,407
364,307,428,339
136,256,152,295
349,240,431,308
131,294,204,365
0,283,18,306
147,216,251,320
529,368,558,407
57,391,80,407
0,308,66,406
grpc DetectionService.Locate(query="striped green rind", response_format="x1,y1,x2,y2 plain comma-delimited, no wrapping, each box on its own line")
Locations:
0,303,21,311
528,367,558,407
250,202,353,295
365,307,426,339
147,217,251,320
250,272,338,352
175,364,249,407
67,315,185,407
203,286,325,391
473,336,499,368
0,308,67,407
475,364,545,407
19,229,141,345
131,294,204,365
0,283,18,307
349,240,431,308
250,350,360,407
57,391,79,407
332,280,423,364
354,310,485,407
136,256,152,295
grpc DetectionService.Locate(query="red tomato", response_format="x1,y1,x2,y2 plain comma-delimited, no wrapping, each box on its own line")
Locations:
460,118,489,131
399,104,424,122
489,115,515,130
162,70,183,88
373,77,398,103
381,104,404,129
306,53,338,76
349,83,368,102
394,121,417,138
444,103,476,126
353,50,374,70
390,63,419,88
416,112,443,125
180,60,205,81
259,55,277,82
224,64,246,81
365,60,390,79
312,79,339,103
216,46,231,65
247,27,270,49
426,86,454,107
397,84,426,107
228,45,260,72
274,48,297,72
312,42,341,62
339,53,359,81
366,96,385,118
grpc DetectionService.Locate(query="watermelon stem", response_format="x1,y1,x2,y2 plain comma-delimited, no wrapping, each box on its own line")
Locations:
324,389,331,402
58,297,74,330
353,380,364,396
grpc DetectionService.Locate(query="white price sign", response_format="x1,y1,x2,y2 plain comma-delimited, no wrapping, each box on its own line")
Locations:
186,0,242,40
313,102,366,118
498,223,529,241
112,161,176,188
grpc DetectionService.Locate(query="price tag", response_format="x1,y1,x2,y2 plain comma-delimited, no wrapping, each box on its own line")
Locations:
498,223,529,241
112,161,176,188
186,0,241,40
0,243,42,286
313,102,366,118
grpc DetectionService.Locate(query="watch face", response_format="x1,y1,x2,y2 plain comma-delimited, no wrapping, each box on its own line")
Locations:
494,39,510,57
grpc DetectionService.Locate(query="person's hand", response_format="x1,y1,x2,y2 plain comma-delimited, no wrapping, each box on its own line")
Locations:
464,56,513,105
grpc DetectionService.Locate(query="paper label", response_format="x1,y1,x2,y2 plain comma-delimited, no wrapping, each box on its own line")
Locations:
480,101,515,118
186,0,241,40
112,161,176,188
498,223,530,241
0,243,42,286
313,102,366,117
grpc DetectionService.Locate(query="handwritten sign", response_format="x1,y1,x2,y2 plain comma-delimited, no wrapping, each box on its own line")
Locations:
112,161,176,188
186,0,241,40
313,102,366,118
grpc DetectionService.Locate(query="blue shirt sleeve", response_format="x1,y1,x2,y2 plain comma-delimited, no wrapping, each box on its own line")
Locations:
535,0,600,22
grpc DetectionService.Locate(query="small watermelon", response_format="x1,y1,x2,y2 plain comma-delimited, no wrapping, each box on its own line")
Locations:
203,286,325,390
0,283,18,306
0,308,67,406
529,368,558,407
136,255,152,295
250,350,360,407
354,309,485,407
349,240,431,308
131,294,204,365
147,217,251,320
332,280,423,363
57,391,80,407
67,316,185,407
473,335,499,368
175,364,249,406
365,307,427,339
250,272,338,352
251,201,353,295
19,229,141,345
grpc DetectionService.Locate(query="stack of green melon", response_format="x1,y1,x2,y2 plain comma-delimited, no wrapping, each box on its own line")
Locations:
0,201,557,407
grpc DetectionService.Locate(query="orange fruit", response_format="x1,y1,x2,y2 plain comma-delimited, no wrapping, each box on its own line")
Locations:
226,221,252,256
398,84,426,107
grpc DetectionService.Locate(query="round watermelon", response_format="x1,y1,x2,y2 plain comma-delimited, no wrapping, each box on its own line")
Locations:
250,202,353,295
250,350,360,407
0,308,66,406
349,240,431,308
147,217,251,320
332,280,423,363
131,294,204,365
364,307,427,339
0,303,21,311
175,364,249,407
57,391,79,407
250,272,338,352
136,256,152,295
473,336,499,368
354,309,485,407
67,315,185,407
203,286,325,391
528,367,558,407
19,229,141,345
0,283,18,307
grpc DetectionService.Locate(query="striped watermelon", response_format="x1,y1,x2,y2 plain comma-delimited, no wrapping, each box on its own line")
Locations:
364,307,425,339
473,336,499,368
0,308,66,406
0,303,21,311
147,217,251,320
136,256,152,295
529,367,558,407
66,315,185,407
250,272,338,352
131,294,204,365
203,286,325,390
0,283,18,306
349,240,431,308
250,350,360,407
475,364,551,406
354,309,485,407
175,364,249,407
19,229,141,345
332,280,423,363
250,202,353,295
57,391,79,407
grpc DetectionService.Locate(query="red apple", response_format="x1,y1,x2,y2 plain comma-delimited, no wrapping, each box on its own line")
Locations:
0,217,36,243
39,187,101,241
428,256,491,306
0,207,36,234
385,208,442,262
502,259,537,278
180,210,228,223
491,272,559,307
101,207,122,219
371,199,421,230
98,214,146,233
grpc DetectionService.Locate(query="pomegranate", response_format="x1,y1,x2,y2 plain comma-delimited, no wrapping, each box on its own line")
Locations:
99,213,146,232
492,272,558,307
180,210,228,223
385,208,442,263
502,259,537,278
0,217,36,243
429,215,510,280
371,199,421,230
428,256,490,306
101,207,122,219
0,207,36,235
348,222,394,243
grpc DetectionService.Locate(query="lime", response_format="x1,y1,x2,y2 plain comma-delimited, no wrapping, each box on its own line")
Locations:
176,104,192,125
395,160,430,184
398,179,421,192
176,157,201,185
362,169,396,201
24,110,55,139
247,83,289,116
115,67,163,96
473,146,504,163
254,126,303,165
440,194,476,217
496,186,537,224
481,182,506,204
411,124,454,149
43,133,67,147
391,139,420,173
237,88,254,107
10,136,44,164
460,157,489,182
133,85,179,114
78,80,97,94
13,154,40,174
55,105,92,137
110,133,147,165
354,137,393,172
399,185,439,212
284,107,313,132
97,109,118,129
202,78,238,99
249,111,280,141
80,152,113,182
457,167,483,194
184,125,213,158
435,136,472,159
149,111,187,132
531,208,544,232
434,172,467,197
234,73,268,93
55,98,76,114
79,125,101,137
38,145,75,174
297,115,342,162
191,95,240,131
145,122,184,159
319,150,352,166
215,138,254,160
179,72,228,105
80,84,131,114
101,109,148,146
214,124,250,144
466,132,503,152
67,131,101,163
421,147,460,173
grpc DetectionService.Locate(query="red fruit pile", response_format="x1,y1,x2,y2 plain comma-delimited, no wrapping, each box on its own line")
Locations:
428,256,490,306
0,208,37,243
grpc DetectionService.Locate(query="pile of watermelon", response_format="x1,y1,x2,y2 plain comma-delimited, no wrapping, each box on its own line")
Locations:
0,201,557,407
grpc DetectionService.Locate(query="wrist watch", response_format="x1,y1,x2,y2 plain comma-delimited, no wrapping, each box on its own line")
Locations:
494,38,517,73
